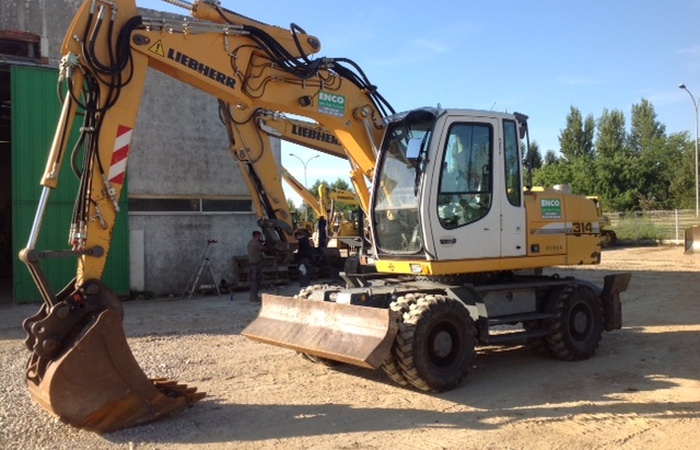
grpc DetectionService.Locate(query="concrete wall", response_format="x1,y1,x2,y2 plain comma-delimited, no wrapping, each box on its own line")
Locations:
128,68,265,295
3,0,277,295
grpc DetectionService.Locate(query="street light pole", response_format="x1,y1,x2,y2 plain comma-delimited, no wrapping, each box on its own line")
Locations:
289,153,320,220
679,84,699,217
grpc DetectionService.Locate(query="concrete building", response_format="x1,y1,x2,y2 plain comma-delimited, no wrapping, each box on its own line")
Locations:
1,0,278,300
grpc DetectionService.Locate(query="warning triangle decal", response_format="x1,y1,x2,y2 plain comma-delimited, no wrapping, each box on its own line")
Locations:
148,40,165,57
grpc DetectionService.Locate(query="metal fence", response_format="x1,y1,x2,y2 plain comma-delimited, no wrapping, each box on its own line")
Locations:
606,209,699,242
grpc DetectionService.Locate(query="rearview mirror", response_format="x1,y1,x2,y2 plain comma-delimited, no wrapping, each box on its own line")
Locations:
406,137,422,160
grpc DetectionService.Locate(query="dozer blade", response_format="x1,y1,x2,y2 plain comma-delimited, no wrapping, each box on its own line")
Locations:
242,294,399,369
26,308,205,433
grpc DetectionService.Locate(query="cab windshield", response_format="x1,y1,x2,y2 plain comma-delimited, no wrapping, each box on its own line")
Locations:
373,110,435,254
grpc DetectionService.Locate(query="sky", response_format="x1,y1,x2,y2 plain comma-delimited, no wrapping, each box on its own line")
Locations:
138,0,700,207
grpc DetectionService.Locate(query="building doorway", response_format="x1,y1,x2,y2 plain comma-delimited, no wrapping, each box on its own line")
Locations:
0,67,12,302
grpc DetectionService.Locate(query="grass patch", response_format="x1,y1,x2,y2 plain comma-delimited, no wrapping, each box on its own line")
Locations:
612,217,664,241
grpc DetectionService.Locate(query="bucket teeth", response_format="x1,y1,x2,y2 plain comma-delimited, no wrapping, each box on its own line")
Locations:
151,379,205,402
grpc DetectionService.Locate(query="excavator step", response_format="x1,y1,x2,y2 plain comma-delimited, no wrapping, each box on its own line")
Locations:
487,312,554,325
480,328,550,345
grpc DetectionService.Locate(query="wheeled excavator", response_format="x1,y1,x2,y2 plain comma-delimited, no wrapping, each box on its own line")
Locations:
19,0,631,433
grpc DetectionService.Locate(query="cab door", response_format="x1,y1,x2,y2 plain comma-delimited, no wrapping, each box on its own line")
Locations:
426,114,502,260
425,114,526,261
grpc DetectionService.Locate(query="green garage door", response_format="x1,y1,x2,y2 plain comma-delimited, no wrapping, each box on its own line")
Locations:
11,65,129,303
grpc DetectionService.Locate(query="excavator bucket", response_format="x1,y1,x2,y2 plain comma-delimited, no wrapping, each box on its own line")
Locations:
685,226,700,254
242,294,399,369
24,282,204,433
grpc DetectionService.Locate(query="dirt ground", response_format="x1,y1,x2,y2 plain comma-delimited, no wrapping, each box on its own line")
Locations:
1,246,699,449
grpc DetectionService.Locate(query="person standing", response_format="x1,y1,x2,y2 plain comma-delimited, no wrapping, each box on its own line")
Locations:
293,230,312,288
317,215,328,248
247,230,264,302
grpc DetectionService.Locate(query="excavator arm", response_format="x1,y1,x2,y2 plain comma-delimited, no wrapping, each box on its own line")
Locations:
19,0,393,432
219,102,296,251
281,167,325,218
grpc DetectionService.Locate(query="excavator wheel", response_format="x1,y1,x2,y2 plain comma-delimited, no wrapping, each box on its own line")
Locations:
545,283,604,361
343,254,360,274
24,280,204,433
380,294,422,386
601,230,617,247
523,320,552,357
395,294,475,392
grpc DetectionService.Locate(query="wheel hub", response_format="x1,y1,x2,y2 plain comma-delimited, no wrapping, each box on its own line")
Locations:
572,309,589,335
432,330,454,358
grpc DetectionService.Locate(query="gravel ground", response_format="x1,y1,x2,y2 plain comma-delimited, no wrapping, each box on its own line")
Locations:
1,246,699,449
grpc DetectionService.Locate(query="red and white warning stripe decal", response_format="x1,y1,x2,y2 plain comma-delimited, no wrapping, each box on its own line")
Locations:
108,125,133,185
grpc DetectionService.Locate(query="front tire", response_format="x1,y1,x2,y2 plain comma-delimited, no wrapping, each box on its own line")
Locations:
395,294,475,392
381,294,420,386
546,284,603,361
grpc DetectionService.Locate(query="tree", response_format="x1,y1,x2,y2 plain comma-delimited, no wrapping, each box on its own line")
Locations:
523,140,543,170
594,108,633,209
629,98,666,154
544,149,559,165
629,99,674,210
535,100,695,211
533,157,573,188
595,108,627,159
559,106,595,161
308,178,357,220
667,131,697,209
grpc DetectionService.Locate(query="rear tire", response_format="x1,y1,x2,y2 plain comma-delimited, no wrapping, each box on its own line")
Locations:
546,284,603,361
396,294,475,392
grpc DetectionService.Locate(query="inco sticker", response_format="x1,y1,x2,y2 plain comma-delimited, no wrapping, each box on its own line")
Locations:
318,92,345,117
541,198,561,219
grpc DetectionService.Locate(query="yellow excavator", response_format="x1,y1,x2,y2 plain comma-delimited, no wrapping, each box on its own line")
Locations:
19,0,631,433
281,168,361,239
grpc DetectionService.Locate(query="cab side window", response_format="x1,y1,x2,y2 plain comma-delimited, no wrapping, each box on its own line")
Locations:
503,119,522,207
437,123,492,229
